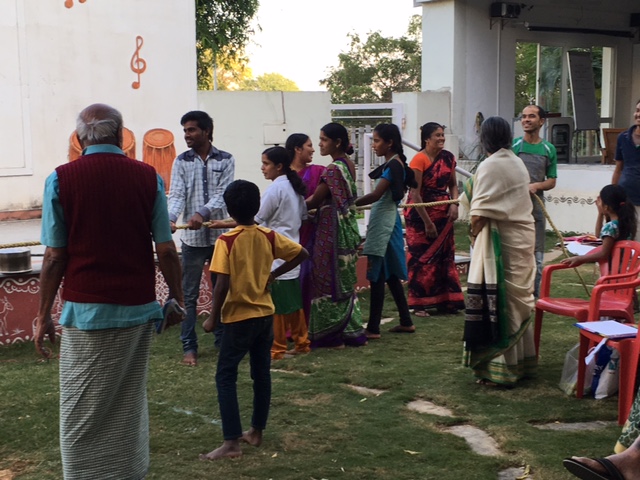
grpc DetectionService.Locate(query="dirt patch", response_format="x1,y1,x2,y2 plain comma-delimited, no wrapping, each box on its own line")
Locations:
280,432,311,451
290,393,333,407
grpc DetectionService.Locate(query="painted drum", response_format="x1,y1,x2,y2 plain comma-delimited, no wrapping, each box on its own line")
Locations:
68,127,136,161
0,247,32,274
143,128,176,192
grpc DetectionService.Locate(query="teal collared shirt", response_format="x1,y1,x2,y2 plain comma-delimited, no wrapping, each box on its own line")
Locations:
41,144,173,330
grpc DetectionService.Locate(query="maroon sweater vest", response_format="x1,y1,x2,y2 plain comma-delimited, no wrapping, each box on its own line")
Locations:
56,153,158,305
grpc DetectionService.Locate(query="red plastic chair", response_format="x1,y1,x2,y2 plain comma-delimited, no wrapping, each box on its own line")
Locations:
534,240,640,358
576,316,640,425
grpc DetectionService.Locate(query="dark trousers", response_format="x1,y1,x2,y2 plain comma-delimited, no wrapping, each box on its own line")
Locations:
366,272,413,334
180,243,223,353
216,315,273,440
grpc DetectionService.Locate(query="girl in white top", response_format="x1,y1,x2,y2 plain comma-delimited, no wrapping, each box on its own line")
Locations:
255,146,310,359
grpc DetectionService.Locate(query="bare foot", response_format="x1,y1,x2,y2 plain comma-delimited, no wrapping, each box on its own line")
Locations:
476,378,498,387
199,440,242,461
181,351,197,367
364,329,381,340
240,427,263,447
388,325,415,333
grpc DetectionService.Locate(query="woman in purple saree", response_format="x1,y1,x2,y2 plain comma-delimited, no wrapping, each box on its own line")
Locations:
287,133,326,324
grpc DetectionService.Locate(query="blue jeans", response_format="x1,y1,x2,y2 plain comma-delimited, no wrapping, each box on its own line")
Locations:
216,315,273,440
180,243,222,354
534,251,543,298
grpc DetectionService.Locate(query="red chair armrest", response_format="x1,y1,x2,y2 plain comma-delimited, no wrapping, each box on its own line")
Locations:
588,277,640,317
539,263,573,298
595,270,640,285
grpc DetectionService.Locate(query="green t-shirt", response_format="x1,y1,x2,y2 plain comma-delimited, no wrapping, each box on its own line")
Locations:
512,138,558,181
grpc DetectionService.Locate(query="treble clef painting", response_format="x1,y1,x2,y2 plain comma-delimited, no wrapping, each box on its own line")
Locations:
64,0,87,7
130,36,147,89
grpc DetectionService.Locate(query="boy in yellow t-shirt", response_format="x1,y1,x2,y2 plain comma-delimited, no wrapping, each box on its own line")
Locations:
200,180,308,461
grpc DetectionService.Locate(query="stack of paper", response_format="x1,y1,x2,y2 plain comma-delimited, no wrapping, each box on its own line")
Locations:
575,320,638,339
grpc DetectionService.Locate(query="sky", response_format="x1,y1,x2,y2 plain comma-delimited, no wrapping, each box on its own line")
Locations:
244,0,421,91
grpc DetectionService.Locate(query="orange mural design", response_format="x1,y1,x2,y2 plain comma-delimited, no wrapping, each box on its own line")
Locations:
130,36,147,89
143,129,176,192
64,0,87,8
68,128,136,162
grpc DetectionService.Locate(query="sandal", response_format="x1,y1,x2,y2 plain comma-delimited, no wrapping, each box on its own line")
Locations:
413,310,430,318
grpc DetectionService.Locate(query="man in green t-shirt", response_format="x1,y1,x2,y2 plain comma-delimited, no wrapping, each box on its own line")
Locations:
513,105,558,297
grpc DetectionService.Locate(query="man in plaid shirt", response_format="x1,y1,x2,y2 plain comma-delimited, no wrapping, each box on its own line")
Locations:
168,111,235,366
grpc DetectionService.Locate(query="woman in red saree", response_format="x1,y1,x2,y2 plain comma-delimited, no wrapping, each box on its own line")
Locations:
404,122,465,316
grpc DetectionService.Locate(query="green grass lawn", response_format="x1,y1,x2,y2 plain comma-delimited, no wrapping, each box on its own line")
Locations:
0,224,628,479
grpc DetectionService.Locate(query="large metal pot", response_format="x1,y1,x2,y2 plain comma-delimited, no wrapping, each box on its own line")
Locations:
0,247,32,274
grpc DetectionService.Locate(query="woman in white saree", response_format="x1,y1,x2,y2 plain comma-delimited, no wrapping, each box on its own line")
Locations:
460,116,537,386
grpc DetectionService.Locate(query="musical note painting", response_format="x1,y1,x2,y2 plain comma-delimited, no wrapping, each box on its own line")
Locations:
130,36,147,89
64,0,87,8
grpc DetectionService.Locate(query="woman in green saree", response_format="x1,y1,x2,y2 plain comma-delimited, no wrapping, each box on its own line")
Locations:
305,122,367,348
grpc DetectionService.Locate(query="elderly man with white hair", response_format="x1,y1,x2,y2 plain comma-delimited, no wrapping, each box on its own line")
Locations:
35,103,184,479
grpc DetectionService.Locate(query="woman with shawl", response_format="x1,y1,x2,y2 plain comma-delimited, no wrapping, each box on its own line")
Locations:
460,116,537,386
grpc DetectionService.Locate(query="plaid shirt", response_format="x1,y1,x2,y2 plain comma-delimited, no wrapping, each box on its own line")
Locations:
168,145,235,247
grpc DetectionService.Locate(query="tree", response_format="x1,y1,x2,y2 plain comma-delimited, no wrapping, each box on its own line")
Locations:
199,49,254,91
196,0,259,90
239,73,300,92
321,15,421,104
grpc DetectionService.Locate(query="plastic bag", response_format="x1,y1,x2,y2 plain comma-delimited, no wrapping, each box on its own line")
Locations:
559,343,595,396
594,348,620,400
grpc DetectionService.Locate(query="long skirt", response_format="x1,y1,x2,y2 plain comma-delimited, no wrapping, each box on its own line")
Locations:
59,323,153,480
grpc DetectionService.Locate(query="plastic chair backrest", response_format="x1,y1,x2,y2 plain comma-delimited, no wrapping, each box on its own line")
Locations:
597,240,640,296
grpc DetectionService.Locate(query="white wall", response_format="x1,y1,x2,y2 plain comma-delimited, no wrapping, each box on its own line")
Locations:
196,91,332,192
0,0,197,212
546,165,613,234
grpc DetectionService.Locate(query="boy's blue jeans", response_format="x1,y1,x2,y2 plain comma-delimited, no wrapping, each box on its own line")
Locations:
180,243,222,353
216,315,273,440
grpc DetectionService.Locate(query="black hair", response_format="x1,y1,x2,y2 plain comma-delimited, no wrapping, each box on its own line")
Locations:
599,184,637,241
262,146,306,197
480,116,512,154
180,111,214,141
373,123,417,193
223,180,260,225
285,133,310,162
419,122,444,150
321,122,354,156
525,104,547,119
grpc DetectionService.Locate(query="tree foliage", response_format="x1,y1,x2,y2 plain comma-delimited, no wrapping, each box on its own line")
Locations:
199,49,254,91
239,73,300,92
196,0,259,90
321,15,422,104
514,42,603,116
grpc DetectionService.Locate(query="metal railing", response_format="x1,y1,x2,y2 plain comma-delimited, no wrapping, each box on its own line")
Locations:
361,133,472,226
